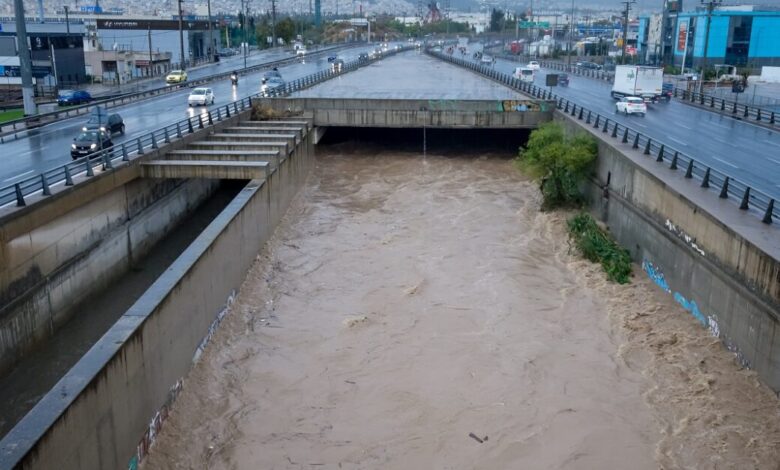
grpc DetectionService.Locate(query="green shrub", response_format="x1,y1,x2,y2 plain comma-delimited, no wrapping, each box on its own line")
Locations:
516,122,597,210
567,212,632,284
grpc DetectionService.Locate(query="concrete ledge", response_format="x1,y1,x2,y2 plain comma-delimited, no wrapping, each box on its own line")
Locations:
188,141,290,155
257,97,554,129
142,160,270,180
209,133,296,147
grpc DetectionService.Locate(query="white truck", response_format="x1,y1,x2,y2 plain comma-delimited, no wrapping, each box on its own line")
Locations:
611,65,664,103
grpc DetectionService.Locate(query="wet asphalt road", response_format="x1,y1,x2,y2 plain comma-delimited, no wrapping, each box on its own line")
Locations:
491,56,780,200
0,44,378,186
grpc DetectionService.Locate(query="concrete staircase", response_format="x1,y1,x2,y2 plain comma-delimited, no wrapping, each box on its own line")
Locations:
141,118,311,180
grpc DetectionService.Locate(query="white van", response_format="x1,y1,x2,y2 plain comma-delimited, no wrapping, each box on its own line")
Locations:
514,67,535,83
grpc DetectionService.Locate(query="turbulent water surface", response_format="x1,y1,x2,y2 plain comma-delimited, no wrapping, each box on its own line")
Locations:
143,144,780,470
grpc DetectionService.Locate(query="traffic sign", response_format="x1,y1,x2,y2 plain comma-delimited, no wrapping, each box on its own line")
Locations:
518,21,550,28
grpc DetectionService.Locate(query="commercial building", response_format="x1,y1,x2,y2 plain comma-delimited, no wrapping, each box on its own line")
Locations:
638,3,780,69
0,21,86,87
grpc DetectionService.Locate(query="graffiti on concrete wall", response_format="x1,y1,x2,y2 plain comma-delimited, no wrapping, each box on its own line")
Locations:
501,100,546,112
664,219,706,257
127,290,237,470
642,260,712,329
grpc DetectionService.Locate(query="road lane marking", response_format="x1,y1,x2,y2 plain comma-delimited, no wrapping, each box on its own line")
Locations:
667,137,689,147
764,140,780,148
767,158,780,165
677,123,694,130
2,169,34,183
712,157,738,169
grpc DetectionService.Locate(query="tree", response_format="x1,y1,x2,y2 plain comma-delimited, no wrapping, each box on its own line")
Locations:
490,8,504,32
275,17,296,44
516,122,597,210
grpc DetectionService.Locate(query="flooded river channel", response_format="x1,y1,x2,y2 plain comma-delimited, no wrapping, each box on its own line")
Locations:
143,143,780,469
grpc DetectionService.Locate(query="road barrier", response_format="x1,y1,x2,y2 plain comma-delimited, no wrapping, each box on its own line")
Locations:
532,59,779,130
428,50,778,225
0,43,360,142
0,46,414,210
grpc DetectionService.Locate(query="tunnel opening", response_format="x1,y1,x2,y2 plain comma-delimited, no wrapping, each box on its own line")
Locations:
318,127,531,156
0,179,248,439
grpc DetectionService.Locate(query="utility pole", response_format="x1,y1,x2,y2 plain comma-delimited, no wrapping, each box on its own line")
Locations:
567,0,574,66
177,0,186,69
64,6,70,35
13,0,37,115
700,0,721,91
620,0,636,63
148,25,153,77
271,0,276,48
207,0,214,61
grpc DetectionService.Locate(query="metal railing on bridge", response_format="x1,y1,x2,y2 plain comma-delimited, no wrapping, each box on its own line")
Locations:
0,46,414,209
428,50,778,225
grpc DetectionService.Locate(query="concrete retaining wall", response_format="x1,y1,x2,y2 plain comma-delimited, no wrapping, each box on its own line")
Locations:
554,112,780,391
260,97,554,128
0,121,314,469
0,111,247,377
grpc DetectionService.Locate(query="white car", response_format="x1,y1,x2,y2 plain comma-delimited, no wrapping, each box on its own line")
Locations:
615,96,647,116
481,54,494,65
188,87,214,106
296,47,307,56
514,67,535,83
527,61,540,70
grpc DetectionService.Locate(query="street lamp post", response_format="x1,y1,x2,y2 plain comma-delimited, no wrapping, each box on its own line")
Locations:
177,0,186,70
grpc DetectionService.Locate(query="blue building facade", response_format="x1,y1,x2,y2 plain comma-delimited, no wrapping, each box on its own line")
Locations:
672,10,780,69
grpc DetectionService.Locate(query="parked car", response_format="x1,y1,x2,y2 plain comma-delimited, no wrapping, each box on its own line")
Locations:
187,87,215,106
331,58,345,72
165,70,188,84
71,130,113,159
57,90,92,106
558,73,570,86
261,76,286,96
615,96,647,116
527,60,540,70
82,107,124,134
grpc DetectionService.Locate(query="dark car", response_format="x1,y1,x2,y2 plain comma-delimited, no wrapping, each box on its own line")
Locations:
58,90,92,106
576,61,602,70
327,55,338,62
71,130,113,159
358,52,369,61
82,108,125,134
661,82,674,101
558,73,570,86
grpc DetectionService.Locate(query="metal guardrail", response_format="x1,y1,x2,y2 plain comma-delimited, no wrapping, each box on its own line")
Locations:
534,60,779,130
0,43,359,142
0,45,414,210
428,50,778,225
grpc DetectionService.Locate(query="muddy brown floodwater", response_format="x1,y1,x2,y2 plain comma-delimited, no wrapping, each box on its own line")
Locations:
143,145,780,470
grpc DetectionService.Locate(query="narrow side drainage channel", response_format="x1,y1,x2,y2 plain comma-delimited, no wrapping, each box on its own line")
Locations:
0,179,247,438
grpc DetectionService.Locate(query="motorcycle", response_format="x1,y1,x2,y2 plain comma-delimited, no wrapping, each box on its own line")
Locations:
230,73,238,86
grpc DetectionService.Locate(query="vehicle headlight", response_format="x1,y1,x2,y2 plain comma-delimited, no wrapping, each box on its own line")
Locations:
100,126,106,131
71,144,77,149
82,126,87,131
90,143,97,149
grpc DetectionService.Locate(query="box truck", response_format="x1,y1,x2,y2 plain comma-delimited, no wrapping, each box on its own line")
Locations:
611,65,664,102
